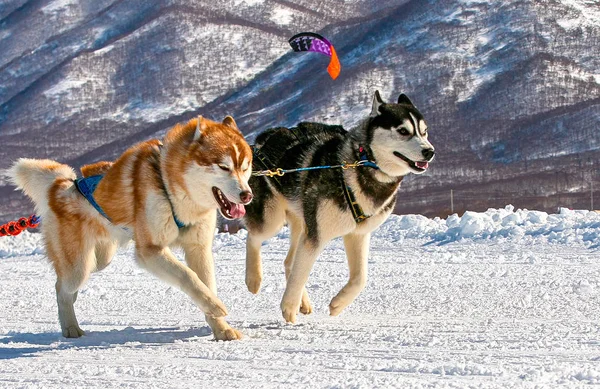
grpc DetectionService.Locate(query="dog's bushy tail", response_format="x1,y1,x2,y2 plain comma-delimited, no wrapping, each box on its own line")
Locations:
7,158,76,215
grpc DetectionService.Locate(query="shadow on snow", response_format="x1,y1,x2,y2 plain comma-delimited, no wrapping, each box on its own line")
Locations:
0,326,214,360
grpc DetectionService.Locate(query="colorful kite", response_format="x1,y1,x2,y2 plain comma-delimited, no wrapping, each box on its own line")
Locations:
288,32,341,80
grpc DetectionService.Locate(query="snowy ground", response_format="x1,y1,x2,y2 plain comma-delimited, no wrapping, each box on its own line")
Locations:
0,207,599,388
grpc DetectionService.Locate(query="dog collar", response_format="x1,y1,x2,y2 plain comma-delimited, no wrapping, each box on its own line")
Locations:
357,145,379,170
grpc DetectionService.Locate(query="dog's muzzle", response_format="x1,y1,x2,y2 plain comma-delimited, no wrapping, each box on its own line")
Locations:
422,148,435,161
393,151,433,172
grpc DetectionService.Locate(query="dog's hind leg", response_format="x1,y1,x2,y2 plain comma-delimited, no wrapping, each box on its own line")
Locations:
329,232,370,317
94,240,117,272
281,236,325,323
48,237,96,338
284,213,312,315
180,220,242,341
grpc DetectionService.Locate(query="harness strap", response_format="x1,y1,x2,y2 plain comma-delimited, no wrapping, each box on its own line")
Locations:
340,173,369,224
164,189,186,229
289,126,310,143
74,173,186,229
252,146,283,187
345,144,374,223
157,143,188,229
74,175,111,221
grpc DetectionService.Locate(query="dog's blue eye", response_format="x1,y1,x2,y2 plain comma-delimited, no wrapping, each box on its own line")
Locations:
218,165,230,171
398,128,409,136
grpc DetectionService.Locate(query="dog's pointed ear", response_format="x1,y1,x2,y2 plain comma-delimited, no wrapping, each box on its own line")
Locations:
371,90,384,117
193,116,205,141
397,94,415,107
222,115,239,131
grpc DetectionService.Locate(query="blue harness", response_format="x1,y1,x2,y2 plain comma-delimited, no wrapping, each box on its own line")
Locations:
74,175,110,220
74,175,186,229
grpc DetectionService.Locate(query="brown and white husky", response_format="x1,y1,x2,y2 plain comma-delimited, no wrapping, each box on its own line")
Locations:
9,116,253,340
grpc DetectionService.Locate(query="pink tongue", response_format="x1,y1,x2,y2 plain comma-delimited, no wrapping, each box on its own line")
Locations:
415,161,429,169
230,203,246,219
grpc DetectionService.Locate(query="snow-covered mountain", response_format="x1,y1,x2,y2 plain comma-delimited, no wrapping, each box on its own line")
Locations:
0,0,598,219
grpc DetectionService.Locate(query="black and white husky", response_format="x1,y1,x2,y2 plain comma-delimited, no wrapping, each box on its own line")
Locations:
244,91,435,323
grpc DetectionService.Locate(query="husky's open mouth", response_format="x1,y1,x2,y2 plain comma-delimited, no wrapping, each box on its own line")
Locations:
393,151,429,172
212,187,246,220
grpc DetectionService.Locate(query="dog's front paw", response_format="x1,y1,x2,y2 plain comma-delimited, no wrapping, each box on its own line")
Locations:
281,299,299,324
245,273,262,295
62,325,84,338
300,292,313,315
213,327,243,341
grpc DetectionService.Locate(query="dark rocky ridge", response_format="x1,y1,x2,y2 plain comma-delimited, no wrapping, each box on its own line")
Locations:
0,0,598,220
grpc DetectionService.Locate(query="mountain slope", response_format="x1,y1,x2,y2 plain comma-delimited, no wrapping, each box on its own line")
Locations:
0,0,598,219
174,0,600,216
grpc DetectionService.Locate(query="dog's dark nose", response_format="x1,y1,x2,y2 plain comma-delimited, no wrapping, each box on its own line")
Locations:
422,148,435,161
240,191,253,204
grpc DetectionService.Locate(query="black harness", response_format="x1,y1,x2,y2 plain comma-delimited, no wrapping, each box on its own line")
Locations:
252,127,378,224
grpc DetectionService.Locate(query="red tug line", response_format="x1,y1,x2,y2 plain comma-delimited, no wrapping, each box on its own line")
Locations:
0,215,40,237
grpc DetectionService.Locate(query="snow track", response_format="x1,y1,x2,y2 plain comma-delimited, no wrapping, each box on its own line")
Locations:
0,207,599,388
